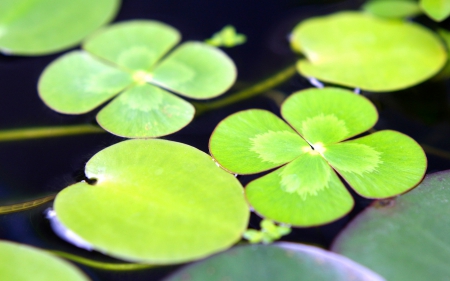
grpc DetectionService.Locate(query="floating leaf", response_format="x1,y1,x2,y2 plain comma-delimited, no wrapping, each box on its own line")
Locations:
164,243,385,281
363,0,422,19
420,0,450,21
290,12,446,91
210,87,426,226
0,240,89,281
332,170,450,280
0,0,119,55
39,20,236,138
52,139,249,264
205,25,247,48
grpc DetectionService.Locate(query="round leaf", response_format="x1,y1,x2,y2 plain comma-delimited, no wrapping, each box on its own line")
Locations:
164,243,384,281
281,88,378,145
420,0,450,21
53,139,249,264
363,0,422,19
323,130,427,198
83,20,180,72
151,42,237,99
209,109,309,174
96,83,195,138
0,240,89,281
332,170,450,280
38,51,133,114
0,0,119,55
246,152,354,227
291,12,446,91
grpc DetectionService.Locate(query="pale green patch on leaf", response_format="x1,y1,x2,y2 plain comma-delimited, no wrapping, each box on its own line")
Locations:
205,25,247,48
0,0,119,55
290,12,446,91
151,42,237,99
363,0,422,19
332,170,450,281
323,142,382,175
325,130,426,198
300,114,349,146
279,153,331,200
39,20,237,138
83,20,180,72
246,157,354,226
420,0,450,21
38,51,132,114
164,243,385,281
210,110,309,174
282,88,377,144
0,240,89,281
96,84,195,138
54,139,249,264
243,219,291,244
250,130,309,163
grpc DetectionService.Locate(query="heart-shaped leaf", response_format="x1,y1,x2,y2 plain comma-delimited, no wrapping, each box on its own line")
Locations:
164,243,385,281
290,12,446,91
0,0,119,55
53,139,249,264
0,240,89,281
420,0,450,21
332,170,450,280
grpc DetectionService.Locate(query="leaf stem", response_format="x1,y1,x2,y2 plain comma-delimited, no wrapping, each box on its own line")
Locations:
193,63,297,116
0,124,105,142
0,194,56,214
49,251,154,271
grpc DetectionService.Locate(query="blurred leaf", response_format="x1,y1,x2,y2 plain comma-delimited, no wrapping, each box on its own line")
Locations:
420,0,450,21
164,243,385,281
363,0,421,19
53,139,249,264
0,240,89,281
205,25,247,48
332,170,450,280
0,0,120,55
290,12,446,91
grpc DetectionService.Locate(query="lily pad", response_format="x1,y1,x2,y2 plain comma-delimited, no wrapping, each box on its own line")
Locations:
38,20,236,138
0,240,89,281
420,0,450,21
363,0,422,19
164,243,385,281
0,0,120,55
332,170,450,281
209,87,427,226
52,139,249,264
290,12,446,91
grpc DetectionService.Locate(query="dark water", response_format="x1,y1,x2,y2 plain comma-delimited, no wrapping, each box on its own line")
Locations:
1,0,450,280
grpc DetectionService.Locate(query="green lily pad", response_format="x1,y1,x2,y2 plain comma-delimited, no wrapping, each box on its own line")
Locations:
209,109,308,174
0,0,119,55
0,240,89,281
209,87,427,226
332,170,450,280
53,139,249,264
363,0,422,19
281,87,378,145
38,20,236,138
420,0,450,21
38,51,133,114
164,243,385,281
290,12,446,91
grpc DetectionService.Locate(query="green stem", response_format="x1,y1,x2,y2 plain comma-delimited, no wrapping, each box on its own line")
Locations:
0,124,105,142
193,63,297,116
49,251,154,271
0,195,56,214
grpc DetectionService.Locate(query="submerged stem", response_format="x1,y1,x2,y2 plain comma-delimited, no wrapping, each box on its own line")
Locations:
0,124,105,142
50,251,154,271
193,63,297,116
0,194,56,214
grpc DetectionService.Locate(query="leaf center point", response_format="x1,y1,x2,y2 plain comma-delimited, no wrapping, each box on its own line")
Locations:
132,71,153,84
